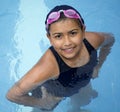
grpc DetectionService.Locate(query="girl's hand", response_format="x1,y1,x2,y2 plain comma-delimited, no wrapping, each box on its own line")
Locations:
38,86,63,110
92,66,100,79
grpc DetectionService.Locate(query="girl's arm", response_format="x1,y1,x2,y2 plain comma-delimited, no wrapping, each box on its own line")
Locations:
93,33,115,78
85,32,115,78
6,49,61,110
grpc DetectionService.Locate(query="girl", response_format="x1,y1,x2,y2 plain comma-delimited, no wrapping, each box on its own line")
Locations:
6,5,115,110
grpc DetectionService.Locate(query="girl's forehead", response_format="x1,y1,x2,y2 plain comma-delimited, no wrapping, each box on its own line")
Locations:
50,18,80,29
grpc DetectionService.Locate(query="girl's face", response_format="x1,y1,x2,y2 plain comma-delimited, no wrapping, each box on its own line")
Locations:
47,18,85,60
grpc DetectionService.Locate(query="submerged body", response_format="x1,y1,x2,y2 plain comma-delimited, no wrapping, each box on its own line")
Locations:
32,38,97,98
6,5,115,110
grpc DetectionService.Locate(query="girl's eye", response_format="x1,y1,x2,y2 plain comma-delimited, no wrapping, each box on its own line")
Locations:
70,31,77,36
54,34,62,39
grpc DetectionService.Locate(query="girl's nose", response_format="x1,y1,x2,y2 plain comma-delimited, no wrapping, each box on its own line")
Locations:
64,36,72,46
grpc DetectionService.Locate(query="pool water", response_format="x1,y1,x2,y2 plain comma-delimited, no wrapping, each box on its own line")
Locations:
0,0,120,112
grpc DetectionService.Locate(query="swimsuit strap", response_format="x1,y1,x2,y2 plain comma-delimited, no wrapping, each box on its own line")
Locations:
83,38,95,54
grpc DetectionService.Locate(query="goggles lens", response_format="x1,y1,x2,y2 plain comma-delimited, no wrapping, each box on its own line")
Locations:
47,12,60,25
64,9,79,18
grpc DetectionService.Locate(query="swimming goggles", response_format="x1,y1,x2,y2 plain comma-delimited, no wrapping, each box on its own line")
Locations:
46,9,84,29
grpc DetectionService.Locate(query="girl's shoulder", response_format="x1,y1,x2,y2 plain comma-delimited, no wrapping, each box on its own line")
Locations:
38,48,59,78
85,31,105,49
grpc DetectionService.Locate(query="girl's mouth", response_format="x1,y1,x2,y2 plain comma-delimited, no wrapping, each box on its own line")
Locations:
62,47,74,53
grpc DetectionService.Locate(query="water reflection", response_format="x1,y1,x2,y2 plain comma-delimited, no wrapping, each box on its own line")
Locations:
69,83,97,111
31,83,97,112
0,0,21,112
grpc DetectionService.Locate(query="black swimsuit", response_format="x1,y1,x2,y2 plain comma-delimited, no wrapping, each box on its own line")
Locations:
32,39,97,97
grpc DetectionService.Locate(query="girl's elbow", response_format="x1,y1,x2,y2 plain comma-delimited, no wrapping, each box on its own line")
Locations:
6,90,17,102
6,86,23,102
101,33,115,47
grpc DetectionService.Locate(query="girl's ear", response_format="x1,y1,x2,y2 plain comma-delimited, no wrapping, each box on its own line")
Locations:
82,25,86,32
81,26,86,38
46,33,50,39
46,33,52,45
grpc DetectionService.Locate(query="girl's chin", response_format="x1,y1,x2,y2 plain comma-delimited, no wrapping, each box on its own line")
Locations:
60,52,76,60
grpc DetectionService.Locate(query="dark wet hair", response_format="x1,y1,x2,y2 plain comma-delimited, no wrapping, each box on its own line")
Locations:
45,5,85,33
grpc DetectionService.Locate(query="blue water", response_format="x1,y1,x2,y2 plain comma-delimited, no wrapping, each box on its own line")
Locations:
0,0,120,112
